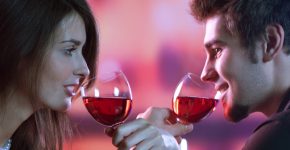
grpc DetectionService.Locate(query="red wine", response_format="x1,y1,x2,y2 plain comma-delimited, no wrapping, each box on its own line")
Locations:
83,97,132,126
172,96,218,123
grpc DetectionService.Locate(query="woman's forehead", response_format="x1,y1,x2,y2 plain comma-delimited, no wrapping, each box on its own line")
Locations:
53,13,86,45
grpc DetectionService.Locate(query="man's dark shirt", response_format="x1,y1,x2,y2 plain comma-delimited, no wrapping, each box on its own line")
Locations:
242,89,290,150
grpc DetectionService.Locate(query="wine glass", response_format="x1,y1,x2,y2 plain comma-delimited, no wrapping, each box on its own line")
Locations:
172,73,219,123
80,71,133,127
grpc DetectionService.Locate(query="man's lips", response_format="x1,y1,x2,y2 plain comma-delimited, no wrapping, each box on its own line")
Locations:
215,83,229,93
215,83,229,102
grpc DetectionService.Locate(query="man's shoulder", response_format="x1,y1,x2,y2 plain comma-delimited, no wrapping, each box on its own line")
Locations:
254,109,290,131
242,110,290,150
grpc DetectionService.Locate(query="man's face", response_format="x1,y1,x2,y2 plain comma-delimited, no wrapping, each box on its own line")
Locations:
200,15,274,122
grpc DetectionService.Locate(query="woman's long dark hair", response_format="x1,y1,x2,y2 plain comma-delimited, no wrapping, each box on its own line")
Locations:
0,0,98,149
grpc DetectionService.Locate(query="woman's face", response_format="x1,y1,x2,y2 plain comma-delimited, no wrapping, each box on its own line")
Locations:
38,13,89,111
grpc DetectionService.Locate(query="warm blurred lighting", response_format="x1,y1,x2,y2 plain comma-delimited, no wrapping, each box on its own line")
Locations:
215,91,222,100
173,79,183,100
113,87,119,97
95,88,100,97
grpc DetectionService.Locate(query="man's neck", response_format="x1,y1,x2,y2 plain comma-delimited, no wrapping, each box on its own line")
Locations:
258,88,290,117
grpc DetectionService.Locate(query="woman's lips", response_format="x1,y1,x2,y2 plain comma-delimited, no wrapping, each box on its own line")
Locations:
64,85,77,97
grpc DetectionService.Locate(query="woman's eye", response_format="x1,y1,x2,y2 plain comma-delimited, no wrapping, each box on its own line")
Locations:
65,47,77,56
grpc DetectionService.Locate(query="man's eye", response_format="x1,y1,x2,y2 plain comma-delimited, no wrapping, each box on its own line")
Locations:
212,48,223,58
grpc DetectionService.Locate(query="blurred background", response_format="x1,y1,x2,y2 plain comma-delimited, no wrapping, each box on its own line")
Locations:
64,0,266,149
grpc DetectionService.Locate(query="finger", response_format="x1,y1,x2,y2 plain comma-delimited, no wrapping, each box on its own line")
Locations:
150,107,172,121
139,107,173,124
135,129,180,150
150,147,163,150
113,119,148,146
163,122,194,136
134,134,161,150
137,107,193,136
136,112,145,119
119,125,157,149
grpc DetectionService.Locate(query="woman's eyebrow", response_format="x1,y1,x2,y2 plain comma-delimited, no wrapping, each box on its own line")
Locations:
60,39,81,45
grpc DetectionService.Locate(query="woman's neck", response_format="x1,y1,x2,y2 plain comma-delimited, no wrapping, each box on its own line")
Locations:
0,91,34,146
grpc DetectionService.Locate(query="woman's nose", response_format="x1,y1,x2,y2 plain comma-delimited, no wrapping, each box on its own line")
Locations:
73,56,90,78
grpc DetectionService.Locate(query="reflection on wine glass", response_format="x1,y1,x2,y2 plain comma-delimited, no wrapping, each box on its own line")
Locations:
81,71,132,127
172,73,219,124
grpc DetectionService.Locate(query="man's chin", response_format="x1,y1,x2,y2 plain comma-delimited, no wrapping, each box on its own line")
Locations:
224,105,249,122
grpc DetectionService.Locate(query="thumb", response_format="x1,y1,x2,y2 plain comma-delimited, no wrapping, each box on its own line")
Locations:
163,122,193,136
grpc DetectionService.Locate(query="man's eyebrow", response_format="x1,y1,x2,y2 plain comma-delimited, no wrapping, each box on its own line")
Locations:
204,39,226,49
60,39,81,45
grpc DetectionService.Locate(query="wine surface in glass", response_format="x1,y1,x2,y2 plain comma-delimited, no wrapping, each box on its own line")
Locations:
173,96,218,123
83,97,132,126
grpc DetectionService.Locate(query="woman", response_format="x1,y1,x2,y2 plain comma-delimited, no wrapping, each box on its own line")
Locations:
0,0,97,149
0,0,191,150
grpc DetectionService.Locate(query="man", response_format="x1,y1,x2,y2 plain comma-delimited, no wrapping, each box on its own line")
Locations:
191,0,290,149
109,0,290,149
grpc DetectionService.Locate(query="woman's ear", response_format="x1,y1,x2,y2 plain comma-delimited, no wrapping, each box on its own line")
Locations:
263,24,285,62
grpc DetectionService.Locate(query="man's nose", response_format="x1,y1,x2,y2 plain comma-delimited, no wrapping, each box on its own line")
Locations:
200,61,218,83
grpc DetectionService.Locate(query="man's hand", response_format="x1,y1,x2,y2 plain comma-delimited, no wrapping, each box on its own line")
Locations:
105,107,193,150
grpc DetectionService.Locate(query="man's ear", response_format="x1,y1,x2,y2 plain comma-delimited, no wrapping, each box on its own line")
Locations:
263,24,284,62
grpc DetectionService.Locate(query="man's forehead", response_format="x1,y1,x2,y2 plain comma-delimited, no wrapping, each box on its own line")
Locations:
204,15,230,46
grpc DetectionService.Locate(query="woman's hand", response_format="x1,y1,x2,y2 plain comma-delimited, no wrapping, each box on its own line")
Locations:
105,107,193,150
